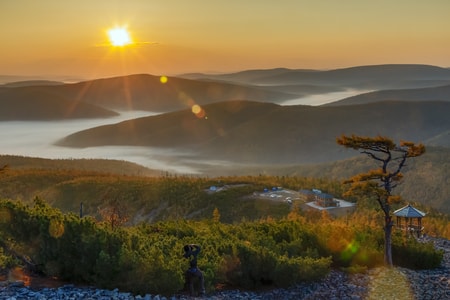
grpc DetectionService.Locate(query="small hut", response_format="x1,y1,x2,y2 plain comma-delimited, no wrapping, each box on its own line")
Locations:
393,204,426,237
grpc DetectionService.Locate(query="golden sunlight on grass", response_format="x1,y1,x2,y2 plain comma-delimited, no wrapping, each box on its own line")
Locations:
367,268,414,300
107,26,132,47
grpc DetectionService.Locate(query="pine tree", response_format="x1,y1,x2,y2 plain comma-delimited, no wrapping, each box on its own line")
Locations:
337,134,425,266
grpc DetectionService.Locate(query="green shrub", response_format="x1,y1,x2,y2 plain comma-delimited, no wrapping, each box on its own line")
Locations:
274,256,331,287
0,247,18,270
392,236,444,269
4,197,443,296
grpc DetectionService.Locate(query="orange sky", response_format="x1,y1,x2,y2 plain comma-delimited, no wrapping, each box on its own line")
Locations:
1,0,449,80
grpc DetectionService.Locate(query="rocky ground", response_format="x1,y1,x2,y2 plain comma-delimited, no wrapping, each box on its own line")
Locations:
1,236,449,300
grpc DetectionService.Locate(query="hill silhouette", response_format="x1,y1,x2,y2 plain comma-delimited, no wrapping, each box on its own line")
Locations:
0,87,118,120
180,64,450,90
1,80,64,87
325,84,450,106
0,74,297,121
0,155,159,176
0,147,448,216
56,100,450,164
3,65,450,121
238,147,450,214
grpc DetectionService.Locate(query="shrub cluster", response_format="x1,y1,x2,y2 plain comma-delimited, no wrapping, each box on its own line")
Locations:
0,198,444,296
0,198,332,295
392,233,444,269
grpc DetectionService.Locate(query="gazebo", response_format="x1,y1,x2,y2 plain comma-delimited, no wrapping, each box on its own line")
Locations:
393,204,426,237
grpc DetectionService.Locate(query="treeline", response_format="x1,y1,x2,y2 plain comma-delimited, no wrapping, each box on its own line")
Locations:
1,146,448,214
0,168,448,237
0,166,448,235
264,147,450,214
0,155,158,176
0,169,343,224
0,198,444,296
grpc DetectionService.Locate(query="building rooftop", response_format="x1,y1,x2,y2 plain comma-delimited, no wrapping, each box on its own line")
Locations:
393,204,426,218
305,199,355,210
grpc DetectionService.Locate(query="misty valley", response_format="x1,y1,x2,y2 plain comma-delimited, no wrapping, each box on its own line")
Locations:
1,64,450,175
1,64,450,298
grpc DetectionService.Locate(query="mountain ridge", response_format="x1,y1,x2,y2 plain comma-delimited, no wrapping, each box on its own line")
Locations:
55,99,450,164
179,64,450,89
325,84,450,106
0,74,297,121
0,87,118,120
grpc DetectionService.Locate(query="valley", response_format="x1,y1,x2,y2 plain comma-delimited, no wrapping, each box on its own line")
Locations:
0,64,449,213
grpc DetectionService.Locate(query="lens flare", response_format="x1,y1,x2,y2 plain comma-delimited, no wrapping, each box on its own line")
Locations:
160,76,168,84
192,104,201,114
340,240,360,261
192,104,206,118
48,218,65,238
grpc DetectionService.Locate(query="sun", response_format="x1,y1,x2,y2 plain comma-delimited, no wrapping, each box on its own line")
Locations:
107,26,132,47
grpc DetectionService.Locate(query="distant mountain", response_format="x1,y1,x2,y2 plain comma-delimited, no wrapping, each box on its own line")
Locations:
1,147,448,215
1,80,64,87
235,147,450,214
0,155,159,176
180,68,312,84
180,64,450,91
0,74,297,120
324,84,450,106
3,65,449,121
0,87,118,120
0,75,47,85
56,100,450,165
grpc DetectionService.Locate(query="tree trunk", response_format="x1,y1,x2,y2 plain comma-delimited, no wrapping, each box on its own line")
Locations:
384,215,394,266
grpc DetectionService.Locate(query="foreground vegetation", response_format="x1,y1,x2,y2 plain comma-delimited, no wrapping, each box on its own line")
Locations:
1,148,449,215
0,195,444,296
0,159,447,295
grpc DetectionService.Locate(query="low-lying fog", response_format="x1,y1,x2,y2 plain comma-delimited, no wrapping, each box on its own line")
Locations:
0,90,365,174
280,89,369,106
0,111,235,174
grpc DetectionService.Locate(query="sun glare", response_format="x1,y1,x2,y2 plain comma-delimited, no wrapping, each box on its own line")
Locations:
107,26,132,47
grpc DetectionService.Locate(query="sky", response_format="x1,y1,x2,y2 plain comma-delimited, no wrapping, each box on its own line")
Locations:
1,0,450,80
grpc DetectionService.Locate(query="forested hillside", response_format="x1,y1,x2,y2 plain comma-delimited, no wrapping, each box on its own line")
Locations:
0,155,158,176
56,100,450,164
0,154,448,295
0,88,118,120
325,84,450,106
258,147,450,215
0,74,296,120
0,168,331,224
181,64,450,89
1,148,448,215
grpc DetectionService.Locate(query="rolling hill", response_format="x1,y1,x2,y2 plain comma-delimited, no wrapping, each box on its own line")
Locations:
180,64,450,90
0,87,118,120
1,80,64,87
3,65,450,121
0,74,297,121
0,147,448,217
56,100,450,165
0,155,159,176
325,84,450,106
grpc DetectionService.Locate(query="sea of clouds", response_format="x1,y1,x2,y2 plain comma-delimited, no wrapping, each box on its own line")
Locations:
0,89,366,174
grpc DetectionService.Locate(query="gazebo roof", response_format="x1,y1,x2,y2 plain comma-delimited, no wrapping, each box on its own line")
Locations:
394,204,426,218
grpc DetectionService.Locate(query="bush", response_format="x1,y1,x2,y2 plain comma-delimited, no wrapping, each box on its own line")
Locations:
4,197,444,296
274,256,331,287
392,236,444,269
0,247,18,270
